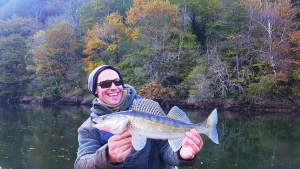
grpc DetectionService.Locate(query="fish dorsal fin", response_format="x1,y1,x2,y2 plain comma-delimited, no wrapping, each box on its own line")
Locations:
167,106,190,123
132,99,166,116
168,138,185,152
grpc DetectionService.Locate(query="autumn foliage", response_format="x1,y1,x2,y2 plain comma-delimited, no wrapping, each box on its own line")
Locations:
138,81,176,100
34,22,77,76
126,0,179,26
289,31,300,58
1,0,300,100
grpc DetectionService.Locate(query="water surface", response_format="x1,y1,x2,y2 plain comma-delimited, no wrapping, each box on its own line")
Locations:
183,109,300,169
0,104,299,169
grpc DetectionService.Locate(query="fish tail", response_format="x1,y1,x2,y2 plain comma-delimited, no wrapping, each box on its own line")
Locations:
196,109,219,144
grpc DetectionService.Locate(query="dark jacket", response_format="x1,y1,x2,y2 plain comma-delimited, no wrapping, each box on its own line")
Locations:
74,85,196,169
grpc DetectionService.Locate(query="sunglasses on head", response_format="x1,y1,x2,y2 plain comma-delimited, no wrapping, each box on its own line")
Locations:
97,78,123,88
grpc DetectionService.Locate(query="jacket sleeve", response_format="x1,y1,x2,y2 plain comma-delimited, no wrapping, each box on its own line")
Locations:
74,119,124,169
157,140,197,167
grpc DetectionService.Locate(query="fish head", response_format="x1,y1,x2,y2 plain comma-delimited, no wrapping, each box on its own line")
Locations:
92,113,129,134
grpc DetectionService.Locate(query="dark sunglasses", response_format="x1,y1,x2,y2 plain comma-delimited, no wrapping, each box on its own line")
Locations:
97,78,123,88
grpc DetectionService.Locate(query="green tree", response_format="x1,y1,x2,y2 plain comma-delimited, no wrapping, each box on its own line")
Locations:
170,0,221,18
0,16,33,98
169,0,222,44
126,0,199,86
76,0,132,33
0,34,28,98
0,15,33,37
246,74,277,98
205,0,253,97
185,57,213,98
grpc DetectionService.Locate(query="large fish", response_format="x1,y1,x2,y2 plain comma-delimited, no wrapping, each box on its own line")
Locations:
92,99,219,152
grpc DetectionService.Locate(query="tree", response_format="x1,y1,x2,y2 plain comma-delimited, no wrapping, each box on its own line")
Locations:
138,81,176,100
126,0,196,84
30,22,79,98
0,15,33,37
0,16,33,98
248,0,293,76
76,0,132,33
169,0,222,44
244,0,296,98
203,0,297,98
170,0,221,18
0,34,28,98
185,57,213,98
289,31,300,97
83,11,130,65
204,0,256,98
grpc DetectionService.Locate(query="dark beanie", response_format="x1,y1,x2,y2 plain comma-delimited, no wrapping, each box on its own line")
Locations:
88,65,124,97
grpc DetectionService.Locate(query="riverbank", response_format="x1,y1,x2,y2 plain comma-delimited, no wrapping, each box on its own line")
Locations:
164,98,300,113
2,96,300,113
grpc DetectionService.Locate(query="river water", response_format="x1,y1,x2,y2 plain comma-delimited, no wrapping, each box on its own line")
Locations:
0,104,299,169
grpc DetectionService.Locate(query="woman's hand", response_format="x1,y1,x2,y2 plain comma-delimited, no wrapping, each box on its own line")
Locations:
107,130,132,163
179,129,203,159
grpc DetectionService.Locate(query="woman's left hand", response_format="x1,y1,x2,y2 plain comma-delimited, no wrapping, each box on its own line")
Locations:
179,129,203,159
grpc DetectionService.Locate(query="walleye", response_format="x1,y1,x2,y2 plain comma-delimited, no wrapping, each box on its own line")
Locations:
92,99,219,152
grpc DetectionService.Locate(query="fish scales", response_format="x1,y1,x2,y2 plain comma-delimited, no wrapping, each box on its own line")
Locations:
108,111,209,140
124,111,191,139
92,99,219,151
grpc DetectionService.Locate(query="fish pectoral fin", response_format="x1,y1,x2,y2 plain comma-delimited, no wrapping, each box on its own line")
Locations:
168,138,185,152
111,121,129,134
129,129,147,151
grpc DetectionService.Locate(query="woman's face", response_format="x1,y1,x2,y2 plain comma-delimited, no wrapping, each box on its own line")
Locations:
95,69,124,105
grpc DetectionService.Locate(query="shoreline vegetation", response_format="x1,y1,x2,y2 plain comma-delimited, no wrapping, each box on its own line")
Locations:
1,0,300,105
2,96,300,113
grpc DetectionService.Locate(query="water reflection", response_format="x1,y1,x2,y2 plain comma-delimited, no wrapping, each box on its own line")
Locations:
181,108,300,169
0,104,90,169
0,105,299,169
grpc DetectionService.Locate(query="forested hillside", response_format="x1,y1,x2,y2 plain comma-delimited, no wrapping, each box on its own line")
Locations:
0,0,299,103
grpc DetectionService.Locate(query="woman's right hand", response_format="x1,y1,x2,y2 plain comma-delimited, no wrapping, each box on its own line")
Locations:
107,130,132,163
